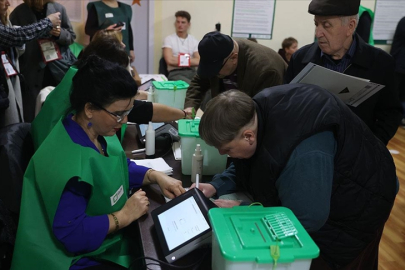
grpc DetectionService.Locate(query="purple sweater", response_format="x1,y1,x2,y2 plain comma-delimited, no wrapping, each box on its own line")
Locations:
52,115,149,269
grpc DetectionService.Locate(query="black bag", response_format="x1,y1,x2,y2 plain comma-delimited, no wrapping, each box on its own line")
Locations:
47,45,77,84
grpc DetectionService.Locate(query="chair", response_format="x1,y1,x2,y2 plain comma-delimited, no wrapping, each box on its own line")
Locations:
158,56,169,77
0,123,34,267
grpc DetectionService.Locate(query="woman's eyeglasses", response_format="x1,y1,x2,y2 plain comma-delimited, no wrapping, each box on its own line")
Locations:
91,102,134,123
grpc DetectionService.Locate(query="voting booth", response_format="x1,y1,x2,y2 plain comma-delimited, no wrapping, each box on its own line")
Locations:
178,119,227,175
209,206,319,270
152,80,189,109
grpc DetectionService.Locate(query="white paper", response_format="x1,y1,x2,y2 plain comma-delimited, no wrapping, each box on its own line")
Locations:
232,0,276,39
131,157,173,175
373,1,405,42
290,63,385,107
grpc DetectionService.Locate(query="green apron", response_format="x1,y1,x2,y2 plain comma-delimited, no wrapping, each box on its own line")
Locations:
88,1,132,55
359,5,375,45
11,119,137,270
32,66,128,149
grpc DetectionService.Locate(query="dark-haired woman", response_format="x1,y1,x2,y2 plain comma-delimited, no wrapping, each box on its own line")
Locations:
12,56,185,269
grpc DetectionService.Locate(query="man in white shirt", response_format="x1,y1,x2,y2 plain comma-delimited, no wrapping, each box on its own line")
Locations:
162,10,200,83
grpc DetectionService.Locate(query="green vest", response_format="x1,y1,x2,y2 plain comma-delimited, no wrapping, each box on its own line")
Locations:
88,1,132,54
11,119,137,269
359,5,375,45
32,66,127,150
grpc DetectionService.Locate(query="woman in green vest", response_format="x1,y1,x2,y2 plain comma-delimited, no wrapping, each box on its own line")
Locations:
85,0,135,63
11,55,185,270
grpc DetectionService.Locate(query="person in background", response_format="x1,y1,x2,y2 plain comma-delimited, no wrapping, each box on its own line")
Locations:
184,31,286,114
284,0,402,145
195,86,397,270
390,17,405,127
10,0,76,122
85,0,135,63
32,35,192,150
91,29,142,87
356,5,374,45
0,12,60,47
162,10,200,84
12,55,185,269
0,0,24,127
278,37,298,65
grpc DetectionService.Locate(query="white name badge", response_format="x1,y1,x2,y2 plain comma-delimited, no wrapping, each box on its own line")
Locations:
38,39,61,63
1,52,17,77
121,22,126,30
110,185,124,206
105,13,114,18
178,53,190,67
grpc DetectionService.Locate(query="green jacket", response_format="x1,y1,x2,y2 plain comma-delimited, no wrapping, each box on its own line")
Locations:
359,5,375,45
11,119,136,269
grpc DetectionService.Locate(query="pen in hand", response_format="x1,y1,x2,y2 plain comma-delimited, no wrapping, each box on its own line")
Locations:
195,173,199,189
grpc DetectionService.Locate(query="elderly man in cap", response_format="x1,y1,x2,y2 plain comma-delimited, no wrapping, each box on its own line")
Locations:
285,0,402,145
184,31,286,114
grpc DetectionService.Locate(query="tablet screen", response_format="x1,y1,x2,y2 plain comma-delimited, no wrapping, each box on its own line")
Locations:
157,196,210,250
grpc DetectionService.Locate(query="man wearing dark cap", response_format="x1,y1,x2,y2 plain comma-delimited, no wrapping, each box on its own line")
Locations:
285,0,402,146
184,31,286,113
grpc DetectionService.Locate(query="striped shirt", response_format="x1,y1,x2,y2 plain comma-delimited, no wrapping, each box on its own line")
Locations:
321,37,357,73
0,18,53,47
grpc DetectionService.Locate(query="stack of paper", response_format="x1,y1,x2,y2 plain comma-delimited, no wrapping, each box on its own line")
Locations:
131,157,173,175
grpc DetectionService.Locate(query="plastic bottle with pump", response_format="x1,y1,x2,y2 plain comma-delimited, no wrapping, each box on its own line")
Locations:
145,122,155,159
191,144,203,183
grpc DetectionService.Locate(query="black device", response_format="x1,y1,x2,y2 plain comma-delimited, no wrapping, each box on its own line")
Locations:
114,21,124,28
137,78,155,91
151,188,217,262
215,22,221,32
136,122,180,144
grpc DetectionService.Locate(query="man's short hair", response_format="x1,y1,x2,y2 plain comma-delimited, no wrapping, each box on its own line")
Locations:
175,10,191,22
199,90,255,148
282,37,298,49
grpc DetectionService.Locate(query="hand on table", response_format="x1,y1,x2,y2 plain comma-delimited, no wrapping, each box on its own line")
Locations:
213,199,241,208
190,182,216,198
154,171,185,199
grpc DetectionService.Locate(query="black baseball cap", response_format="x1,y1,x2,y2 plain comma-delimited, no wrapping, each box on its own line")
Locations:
308,0,360,16
197,32,234,78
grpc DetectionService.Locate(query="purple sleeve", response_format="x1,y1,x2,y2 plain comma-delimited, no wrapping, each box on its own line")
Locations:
127,158,149,189
53,178,109,254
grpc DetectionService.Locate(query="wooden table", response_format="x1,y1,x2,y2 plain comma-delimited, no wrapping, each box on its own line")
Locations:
123,124,212,269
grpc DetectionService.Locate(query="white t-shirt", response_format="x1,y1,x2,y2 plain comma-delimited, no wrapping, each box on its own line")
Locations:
162,33,199,71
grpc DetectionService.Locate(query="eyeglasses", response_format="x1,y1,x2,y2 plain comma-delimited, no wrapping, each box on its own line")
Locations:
91,102,134,123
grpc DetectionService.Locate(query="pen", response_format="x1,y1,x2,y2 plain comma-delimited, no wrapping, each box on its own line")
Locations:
131,148,145,154
195,173,199,189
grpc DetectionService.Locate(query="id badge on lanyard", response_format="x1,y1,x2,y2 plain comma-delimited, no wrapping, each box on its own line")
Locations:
38,39,62,63
178,53,190,67
1,51,18,77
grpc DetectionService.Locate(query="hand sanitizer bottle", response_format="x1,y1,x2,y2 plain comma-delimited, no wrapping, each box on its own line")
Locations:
147,85,154,102
145,122,155,159
191,144,203,183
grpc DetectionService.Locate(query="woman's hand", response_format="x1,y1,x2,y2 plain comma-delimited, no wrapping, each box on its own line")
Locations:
106,24,123,31
213,199,241,208
190,183,216,198
50,26,61,37
152,171,185,199
112,189,149,232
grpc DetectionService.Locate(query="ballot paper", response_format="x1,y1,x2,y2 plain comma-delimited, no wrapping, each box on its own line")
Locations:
131,157,173,175
290,63,385,107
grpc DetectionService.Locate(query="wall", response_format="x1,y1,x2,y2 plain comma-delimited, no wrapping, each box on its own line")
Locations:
153,0,388,73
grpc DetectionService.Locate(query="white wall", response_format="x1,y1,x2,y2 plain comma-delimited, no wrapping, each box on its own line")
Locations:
153,0,388,73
